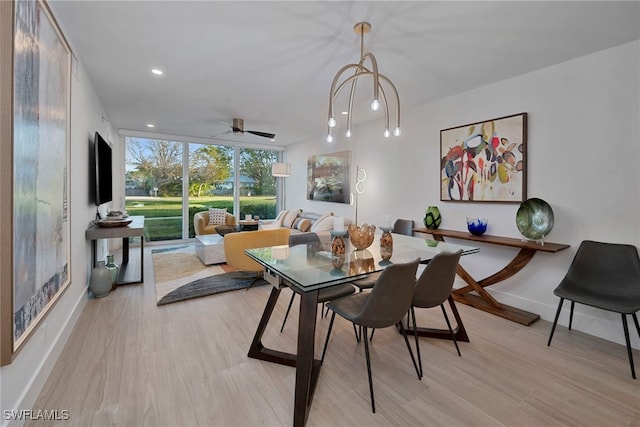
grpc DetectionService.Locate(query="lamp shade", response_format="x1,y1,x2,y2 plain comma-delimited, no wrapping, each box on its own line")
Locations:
272,162,291,177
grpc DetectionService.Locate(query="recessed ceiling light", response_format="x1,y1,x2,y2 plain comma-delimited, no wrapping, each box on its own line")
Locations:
146,123,155,128
341,111,348,115
151,68,163,76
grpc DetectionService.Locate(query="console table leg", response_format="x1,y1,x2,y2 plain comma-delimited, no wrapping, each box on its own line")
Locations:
454,264,501,308
424,229,567,326
451,249,540,325
122,237,130,263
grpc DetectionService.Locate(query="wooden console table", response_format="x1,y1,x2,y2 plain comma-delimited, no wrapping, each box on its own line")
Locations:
414,227,570,326
86,216,145,285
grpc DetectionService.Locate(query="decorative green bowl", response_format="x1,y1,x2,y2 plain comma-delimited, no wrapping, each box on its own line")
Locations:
516,198,554,240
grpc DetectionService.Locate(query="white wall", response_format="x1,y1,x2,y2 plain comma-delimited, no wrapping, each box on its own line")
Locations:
0,56,113,426
286,40,640,350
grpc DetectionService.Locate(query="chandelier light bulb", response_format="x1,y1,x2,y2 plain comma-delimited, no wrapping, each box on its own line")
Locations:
384,129,390,138
328,117,337,128
346,129,352,138
394,127,401,136
326,134,334,143
370,99,380,111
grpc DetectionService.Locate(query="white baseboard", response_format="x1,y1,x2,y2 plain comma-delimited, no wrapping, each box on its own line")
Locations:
3,290,87,427
490,289,640,350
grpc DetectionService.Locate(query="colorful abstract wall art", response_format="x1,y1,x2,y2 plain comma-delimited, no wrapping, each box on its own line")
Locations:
440,113,527,203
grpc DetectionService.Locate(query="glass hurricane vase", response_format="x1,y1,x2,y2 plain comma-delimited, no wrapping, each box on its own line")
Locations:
379,226,393,261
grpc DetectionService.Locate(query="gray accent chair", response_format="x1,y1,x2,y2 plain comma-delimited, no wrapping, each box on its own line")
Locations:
321,258,422,413
410,250,463,378
547,240,640,379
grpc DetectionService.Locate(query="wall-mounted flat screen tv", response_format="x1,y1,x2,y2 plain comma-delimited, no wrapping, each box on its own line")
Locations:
94,131,112,206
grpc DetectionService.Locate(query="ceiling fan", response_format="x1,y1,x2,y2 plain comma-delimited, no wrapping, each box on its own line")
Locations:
215,118,276,141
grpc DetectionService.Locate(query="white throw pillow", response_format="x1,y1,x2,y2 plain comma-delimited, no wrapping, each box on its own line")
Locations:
260,220,280,230
271,209,288,227
310,213,334,233
282,209,301,228
208,208,227,225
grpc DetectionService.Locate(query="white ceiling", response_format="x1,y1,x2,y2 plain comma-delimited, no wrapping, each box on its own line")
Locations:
48,1,640,146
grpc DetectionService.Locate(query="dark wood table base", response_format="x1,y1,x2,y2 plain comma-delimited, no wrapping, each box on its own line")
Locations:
405,295,470,342
245,236,482,426
248,287,321,427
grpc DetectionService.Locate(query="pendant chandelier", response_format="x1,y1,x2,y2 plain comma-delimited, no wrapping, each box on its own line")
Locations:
326,22,401,143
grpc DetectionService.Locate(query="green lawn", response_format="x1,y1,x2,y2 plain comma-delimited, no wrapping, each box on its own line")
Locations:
125,196,276,240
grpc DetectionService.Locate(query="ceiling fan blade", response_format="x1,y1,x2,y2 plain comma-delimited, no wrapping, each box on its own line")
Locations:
218,119,274,139
211,129,232,138
247,130,276,139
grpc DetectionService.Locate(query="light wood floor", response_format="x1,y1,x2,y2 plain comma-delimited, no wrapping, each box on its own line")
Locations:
29,244,640,427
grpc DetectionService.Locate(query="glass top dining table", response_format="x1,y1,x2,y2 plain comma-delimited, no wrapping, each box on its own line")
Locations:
244,232,480,427
245,232,479,293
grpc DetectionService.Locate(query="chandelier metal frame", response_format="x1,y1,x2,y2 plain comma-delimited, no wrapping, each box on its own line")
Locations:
326,22,401,143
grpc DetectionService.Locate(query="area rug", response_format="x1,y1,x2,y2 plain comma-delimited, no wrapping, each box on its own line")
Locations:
152,245,267,306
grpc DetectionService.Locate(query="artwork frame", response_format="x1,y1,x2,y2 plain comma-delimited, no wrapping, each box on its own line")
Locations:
440,113,527,203
307,150,351,204
1,0,72,365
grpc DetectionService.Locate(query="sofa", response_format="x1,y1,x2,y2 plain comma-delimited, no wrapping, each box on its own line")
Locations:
261,209,352,241
194,210,237,235
223,228,291,274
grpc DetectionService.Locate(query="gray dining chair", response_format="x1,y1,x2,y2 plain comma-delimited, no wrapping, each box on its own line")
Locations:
279,232,355,333
410,249,463,378
321,258,422,413
547,240,640,379
392,218,414,236
352,218,414,293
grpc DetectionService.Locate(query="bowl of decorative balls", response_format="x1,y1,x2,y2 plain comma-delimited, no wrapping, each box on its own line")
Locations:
97,210,132,227
106,210,124,220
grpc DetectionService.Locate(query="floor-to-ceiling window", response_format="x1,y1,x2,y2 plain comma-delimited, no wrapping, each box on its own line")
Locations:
124,135,280,241
238,148,278,220
125,137,184,241
187,142,235,235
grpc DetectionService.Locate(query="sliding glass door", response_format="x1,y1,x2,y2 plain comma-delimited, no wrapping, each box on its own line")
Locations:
238,148,278,221
188,143,234,236
124,136,280,241
125,137,183,241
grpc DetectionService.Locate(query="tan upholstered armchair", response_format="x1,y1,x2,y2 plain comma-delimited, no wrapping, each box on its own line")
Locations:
194,210,237,235
223,228,291,277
